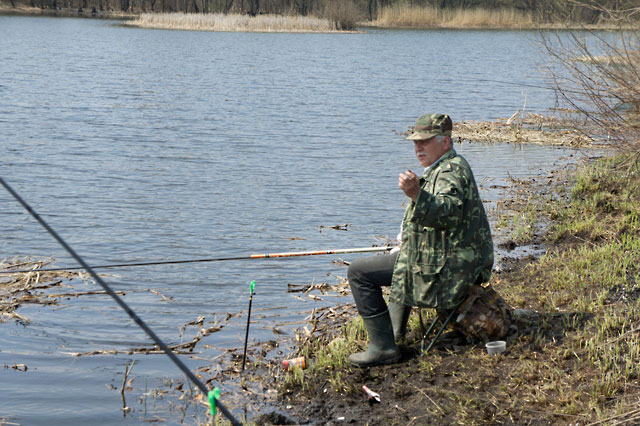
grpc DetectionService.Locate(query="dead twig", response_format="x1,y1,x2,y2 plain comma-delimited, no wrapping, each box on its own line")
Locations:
47,290,125,298
606,326,640,345
145,288,173,302
408,383,445,415
318,223,350,231
121,360,135,414
69,324,223,356
586,407,640,426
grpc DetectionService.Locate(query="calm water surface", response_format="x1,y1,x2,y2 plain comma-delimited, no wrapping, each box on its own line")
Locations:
1,16,584,424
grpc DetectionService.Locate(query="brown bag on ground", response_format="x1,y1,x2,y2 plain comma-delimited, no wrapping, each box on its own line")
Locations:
452,285,514,342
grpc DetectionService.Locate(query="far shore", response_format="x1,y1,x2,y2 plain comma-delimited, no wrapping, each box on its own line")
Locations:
0,6,630,32
359,21,630,31
0,4,136,19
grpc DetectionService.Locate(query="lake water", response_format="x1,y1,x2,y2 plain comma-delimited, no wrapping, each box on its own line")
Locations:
0,16,585,425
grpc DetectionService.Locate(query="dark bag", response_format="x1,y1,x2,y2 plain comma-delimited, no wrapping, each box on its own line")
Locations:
452,285,514,342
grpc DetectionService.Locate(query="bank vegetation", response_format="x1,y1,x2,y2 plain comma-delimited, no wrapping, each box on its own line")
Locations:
542,2,640,155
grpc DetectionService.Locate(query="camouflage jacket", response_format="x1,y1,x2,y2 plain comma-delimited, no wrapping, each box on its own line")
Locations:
390,149,493,310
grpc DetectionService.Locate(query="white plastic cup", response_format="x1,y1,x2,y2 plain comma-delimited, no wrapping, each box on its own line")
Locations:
485,340,506,356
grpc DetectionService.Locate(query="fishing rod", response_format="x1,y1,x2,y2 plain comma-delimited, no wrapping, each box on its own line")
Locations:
0,177,241,426
0,246,393,274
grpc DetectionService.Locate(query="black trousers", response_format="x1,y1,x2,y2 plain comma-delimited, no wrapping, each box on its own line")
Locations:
347,252,399,317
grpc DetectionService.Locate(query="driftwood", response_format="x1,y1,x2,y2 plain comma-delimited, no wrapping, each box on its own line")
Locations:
1,258,88,323
68,319,225,357
287,279,350,296
318,223,350,231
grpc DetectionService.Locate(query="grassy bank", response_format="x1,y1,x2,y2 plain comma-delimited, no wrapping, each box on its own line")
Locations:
124,12,344,32
278,153,640,424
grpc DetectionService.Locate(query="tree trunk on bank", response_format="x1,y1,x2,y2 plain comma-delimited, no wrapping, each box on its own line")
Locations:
368,0,376,20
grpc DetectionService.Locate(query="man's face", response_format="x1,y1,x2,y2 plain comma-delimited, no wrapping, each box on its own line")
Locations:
413,136,450,167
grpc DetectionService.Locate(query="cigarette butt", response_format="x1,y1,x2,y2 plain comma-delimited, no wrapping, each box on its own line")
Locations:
362,385,381,402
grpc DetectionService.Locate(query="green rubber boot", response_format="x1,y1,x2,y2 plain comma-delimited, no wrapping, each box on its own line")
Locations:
389,302,412,343
349,310,401,367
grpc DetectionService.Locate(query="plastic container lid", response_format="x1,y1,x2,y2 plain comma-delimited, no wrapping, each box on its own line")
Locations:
485,340,506,356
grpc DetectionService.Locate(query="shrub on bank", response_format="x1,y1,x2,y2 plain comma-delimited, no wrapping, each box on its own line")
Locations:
316,0,363,31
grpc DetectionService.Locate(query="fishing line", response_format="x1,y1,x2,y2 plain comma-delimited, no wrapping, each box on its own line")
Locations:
466,78,555,91
0,177,241,426
0,246,393,275
455,77,587,95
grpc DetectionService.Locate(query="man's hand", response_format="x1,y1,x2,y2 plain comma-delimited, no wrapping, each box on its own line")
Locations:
399,170,420,201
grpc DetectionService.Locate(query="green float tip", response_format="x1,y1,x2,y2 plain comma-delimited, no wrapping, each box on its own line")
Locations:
208,388,220,416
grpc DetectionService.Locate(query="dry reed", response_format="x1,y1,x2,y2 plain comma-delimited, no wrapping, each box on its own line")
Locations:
372,5,535,29
125,12,343,32
454,114,595,147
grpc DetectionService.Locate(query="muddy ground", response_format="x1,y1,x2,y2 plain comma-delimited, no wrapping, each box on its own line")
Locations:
263,260,571,426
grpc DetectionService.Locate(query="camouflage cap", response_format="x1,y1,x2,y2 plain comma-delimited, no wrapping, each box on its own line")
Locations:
407,113,453,140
